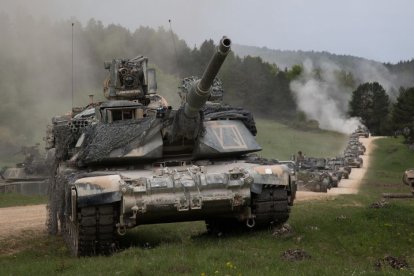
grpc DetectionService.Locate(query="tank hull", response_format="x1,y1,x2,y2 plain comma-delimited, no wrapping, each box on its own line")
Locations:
1,167,48,195
0,180,48,195
55,160,295,256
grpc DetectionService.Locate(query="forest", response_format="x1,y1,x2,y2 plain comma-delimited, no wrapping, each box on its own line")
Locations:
1,13,414,157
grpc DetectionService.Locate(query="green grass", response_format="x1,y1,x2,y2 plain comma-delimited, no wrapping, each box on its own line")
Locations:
0,193,47,208
365,137,414,185
1,137,414,274
256,119,348,160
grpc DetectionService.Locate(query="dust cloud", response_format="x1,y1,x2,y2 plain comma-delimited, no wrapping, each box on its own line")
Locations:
289,56,402,134
290,60,362,134
0,11,100,158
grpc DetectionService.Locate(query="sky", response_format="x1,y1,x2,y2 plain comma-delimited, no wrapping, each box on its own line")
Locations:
1,0,413,63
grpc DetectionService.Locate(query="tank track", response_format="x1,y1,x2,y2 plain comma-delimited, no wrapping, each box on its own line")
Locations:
206,187,290,234
251,187,290,226
65,204,118,256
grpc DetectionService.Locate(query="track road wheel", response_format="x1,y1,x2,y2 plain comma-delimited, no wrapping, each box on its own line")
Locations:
65,204,118,257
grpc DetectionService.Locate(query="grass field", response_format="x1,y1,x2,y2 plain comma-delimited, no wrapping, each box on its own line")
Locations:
1,137,413,275
0,193,47,208
255,119,348,160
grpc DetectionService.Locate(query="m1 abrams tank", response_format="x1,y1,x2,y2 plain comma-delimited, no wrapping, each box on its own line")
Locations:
354,126,369,138
296,158,332,192
327,157,350,179
296,171,331,193
344,152,363,168
46,37,296,256
0,145,48,195
348,140,366,152
307,157,340,187
345,144,365,156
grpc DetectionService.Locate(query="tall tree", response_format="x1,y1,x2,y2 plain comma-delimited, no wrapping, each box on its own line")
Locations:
392,87,414,142
349,82,390,134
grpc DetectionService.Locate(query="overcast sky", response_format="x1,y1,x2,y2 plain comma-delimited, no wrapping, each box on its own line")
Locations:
2,0,413,63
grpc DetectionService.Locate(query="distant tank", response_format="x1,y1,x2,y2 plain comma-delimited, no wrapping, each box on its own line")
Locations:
0,145,48,195
353,126,369,138
296,171,331,192
344,152,363,168
45,37,296,256
327,157,350,179
345,144,365,156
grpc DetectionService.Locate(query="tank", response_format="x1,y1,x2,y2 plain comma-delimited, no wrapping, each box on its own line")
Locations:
0,145,48,195
345,144,365,156
326,157,350,179
344,151,363,168
296,170,331,192
353,125,369,138
45,37,296,256
295,158,332,193
309,157,340,187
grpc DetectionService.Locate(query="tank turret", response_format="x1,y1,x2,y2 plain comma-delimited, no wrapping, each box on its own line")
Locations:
0,144,48,195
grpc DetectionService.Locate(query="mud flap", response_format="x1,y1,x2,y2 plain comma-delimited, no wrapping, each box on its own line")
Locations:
74,175,122,208
251,183,263,194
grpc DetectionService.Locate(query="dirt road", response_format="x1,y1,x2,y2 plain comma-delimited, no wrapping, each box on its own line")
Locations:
296,136,377,201
0,136,377,240
0,204,46,240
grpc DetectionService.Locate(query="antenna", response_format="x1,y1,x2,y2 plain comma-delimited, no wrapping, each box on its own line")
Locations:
71,22,74,110
168,19,179,69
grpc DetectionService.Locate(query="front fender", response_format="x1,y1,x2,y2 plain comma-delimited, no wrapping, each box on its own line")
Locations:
249,165,290,194
74,174,122,208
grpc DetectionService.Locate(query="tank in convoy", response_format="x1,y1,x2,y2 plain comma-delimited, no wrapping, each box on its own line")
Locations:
46,37,297,256
0,144,49,195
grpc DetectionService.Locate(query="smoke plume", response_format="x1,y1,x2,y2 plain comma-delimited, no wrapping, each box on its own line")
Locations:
0,11,102,159
290,59,361,134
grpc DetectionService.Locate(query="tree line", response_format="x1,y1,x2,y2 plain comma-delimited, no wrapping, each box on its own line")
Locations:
349,82,414,143
0,13,414,157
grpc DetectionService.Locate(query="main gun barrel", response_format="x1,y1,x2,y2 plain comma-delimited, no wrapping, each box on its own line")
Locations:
184,37,231,118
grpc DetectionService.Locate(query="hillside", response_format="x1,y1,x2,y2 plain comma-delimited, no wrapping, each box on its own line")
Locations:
232,44,375,70
232,44,414,93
